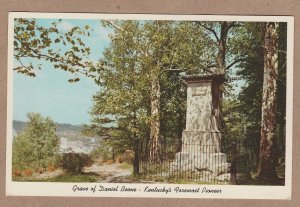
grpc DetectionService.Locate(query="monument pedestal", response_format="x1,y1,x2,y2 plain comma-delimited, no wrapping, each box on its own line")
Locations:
171,74,230,181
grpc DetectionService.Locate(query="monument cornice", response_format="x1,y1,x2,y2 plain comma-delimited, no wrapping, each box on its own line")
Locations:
182,73,226,84
183,130,221,133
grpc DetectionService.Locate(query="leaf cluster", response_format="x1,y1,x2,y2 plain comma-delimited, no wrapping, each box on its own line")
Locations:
14,18,96,82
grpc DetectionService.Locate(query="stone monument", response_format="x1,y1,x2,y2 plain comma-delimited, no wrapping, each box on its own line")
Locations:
171,74,230,180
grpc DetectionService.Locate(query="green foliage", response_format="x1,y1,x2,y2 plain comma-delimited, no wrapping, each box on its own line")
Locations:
13,18,97,82
60,153,93,174
160,70,186,140
12,113,60,171
90,142,114,161
222,23,264,140
91,136,133,162
222,98,246,142
236,23,264,129
88,20,214,149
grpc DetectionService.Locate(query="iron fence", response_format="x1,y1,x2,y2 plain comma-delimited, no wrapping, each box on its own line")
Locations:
133,137,258,184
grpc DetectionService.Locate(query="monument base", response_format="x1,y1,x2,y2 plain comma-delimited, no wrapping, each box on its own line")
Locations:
171,152,230,181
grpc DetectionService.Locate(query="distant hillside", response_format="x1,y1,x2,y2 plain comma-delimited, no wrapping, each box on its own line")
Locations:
13,120,86,140
13,120,26,133
13,120,102,153
56,123,82,133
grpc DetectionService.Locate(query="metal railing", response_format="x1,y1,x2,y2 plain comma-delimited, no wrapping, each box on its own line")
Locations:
133,137,257,184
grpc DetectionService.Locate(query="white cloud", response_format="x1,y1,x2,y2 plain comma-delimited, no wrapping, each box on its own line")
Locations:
57,21,74,32
95,25,113,42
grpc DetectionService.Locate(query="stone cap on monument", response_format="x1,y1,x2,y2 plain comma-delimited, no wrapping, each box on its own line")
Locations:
182,73,226,84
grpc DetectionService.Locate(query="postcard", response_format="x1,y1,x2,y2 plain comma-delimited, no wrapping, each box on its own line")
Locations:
6,12,294,199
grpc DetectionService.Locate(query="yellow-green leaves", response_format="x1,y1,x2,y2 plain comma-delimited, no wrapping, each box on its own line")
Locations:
13,18,96,82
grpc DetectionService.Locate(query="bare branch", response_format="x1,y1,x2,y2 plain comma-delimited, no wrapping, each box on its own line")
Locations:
198,24,220,42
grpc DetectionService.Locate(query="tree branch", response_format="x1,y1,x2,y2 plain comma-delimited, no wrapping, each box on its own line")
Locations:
198,24,220,42
226,58,247,70
103,20,148,57
277,50,287,54
14,48,96,78
103,20,123,31
228,22,243,30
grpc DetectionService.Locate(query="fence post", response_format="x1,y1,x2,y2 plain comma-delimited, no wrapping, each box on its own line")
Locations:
133,139,140,176
230,141,237,185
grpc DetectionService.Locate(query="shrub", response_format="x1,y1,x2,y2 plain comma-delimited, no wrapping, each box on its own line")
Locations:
12,113,60,171
81,154,93,167
60,153,93,174
90,143,113,161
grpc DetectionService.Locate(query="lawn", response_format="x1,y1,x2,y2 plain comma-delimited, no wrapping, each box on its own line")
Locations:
13,172,99,182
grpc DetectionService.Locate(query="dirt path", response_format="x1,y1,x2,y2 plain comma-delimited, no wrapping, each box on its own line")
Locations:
27,161,134,183
84,162,132,183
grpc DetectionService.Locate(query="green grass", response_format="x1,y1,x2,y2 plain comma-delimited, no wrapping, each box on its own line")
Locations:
117,162,133,170
13,172,98,182
44,172,98,182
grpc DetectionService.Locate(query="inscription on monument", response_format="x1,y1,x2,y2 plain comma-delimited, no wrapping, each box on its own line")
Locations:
191,87,207,96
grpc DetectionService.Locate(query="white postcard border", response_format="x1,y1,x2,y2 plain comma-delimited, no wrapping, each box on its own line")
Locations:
6,12,294,199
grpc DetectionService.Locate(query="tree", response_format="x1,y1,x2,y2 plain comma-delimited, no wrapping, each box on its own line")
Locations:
13,18,97,82
90,20,214,161
12,113,60,171
224,22,287,178
256,22,280,180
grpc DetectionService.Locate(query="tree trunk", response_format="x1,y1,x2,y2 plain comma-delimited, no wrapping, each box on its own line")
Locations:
214,22,229,131
257,22,279,180
149,66,161,162
216,22,229,75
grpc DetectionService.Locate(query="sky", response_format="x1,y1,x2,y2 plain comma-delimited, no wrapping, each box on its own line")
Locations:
13,19,112,125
